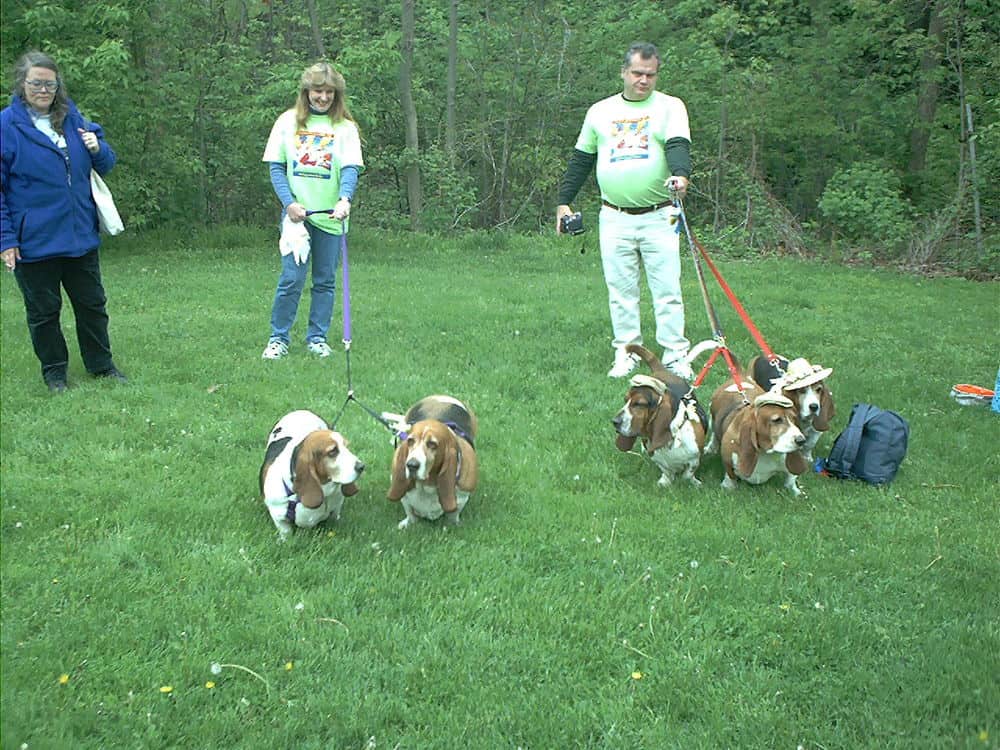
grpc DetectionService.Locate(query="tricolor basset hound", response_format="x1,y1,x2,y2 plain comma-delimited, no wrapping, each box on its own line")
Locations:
749,355,835,462
612,344,708,486
709,377,808,496
259,410,365,539
387,395,479,530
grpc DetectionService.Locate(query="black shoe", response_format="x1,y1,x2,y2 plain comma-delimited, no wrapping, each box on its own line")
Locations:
47,379,68,394
95,366,128,383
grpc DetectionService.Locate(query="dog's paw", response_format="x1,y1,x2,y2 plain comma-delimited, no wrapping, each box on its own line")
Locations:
657,474,674,487
397,517,413,530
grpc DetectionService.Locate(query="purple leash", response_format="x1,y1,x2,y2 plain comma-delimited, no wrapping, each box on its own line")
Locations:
327,226,399,436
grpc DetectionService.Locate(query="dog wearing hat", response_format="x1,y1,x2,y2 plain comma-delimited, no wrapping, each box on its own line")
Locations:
749,355,835,463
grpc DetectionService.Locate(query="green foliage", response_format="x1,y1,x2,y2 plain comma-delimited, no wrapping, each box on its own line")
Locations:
819,164,912,253
2,228,998,748
0,0,996,269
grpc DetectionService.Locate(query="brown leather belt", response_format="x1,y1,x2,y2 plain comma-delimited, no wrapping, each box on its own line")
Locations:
602,199,672,215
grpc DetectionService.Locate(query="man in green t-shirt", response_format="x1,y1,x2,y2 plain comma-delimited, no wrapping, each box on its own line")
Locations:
557,42,693,380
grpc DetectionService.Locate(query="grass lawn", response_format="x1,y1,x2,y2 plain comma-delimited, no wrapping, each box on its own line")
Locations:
2,225,998,749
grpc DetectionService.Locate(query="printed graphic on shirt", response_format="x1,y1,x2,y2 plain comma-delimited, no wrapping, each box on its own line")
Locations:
293,130,336,179
609,116,650,162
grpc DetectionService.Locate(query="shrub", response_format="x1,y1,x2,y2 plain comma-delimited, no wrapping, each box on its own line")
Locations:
818,164,911,254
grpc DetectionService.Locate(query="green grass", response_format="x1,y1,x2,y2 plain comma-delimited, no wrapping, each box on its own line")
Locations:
2,226,998,750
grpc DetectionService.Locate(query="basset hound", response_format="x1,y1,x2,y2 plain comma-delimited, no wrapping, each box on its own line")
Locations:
612,344,708,486
749,355,835,462
387,395,479,530
709,377,808,496
259,410,365,539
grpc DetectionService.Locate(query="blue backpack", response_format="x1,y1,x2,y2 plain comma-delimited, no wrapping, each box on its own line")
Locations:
821,403,910,485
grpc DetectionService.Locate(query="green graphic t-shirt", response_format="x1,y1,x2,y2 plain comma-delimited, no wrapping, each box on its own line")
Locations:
263,110,364,235
574,91,689,208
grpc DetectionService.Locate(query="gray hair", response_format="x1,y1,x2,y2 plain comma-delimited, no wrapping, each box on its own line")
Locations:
623,42,660,70
11,50,69,133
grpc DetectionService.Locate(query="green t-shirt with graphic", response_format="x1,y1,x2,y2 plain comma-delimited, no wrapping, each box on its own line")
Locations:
575,91,690,208
263,110,364,235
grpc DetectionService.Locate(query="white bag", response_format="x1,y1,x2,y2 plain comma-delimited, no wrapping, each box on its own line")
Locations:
279,214,310,265
90,170,124,235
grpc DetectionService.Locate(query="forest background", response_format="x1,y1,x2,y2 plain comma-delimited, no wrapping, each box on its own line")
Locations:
1,0,997,275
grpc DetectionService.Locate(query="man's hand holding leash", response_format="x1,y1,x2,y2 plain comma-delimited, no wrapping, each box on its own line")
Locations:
666,176,689,198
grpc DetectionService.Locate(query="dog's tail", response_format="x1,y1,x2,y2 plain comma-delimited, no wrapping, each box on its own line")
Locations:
685,339,719,368
625,344,671,382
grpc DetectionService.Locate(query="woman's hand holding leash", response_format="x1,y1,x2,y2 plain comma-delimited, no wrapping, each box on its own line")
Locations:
331,197,351,221
286,202,308,222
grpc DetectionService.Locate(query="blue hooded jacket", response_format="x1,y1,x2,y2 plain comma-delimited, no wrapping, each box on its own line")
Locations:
1,94,116,262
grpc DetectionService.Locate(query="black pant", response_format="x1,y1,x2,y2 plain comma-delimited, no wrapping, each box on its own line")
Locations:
13,250,114,383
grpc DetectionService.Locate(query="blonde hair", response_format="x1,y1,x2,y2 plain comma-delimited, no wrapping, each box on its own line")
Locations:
294,62,356,130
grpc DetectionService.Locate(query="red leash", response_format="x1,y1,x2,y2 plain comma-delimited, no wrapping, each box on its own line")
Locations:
675,198,778,366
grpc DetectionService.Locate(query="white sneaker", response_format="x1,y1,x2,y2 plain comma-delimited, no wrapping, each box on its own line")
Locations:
262,340,289,360
307,340,333,358
664,357,694,381
607,350,639,378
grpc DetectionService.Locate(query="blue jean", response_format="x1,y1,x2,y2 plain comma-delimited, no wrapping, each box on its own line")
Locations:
268,223,341,344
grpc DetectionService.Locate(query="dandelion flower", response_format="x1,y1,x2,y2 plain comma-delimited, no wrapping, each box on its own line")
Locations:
58,674,70,685
631,671,643,680
210,662,222,675
689,560,699,569
979,730,989,742
205,681,216,689
285,661,294,671
779,603,791,612
159,686,173,694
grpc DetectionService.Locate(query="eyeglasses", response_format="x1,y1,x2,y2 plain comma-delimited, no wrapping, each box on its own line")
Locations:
26,80,59,92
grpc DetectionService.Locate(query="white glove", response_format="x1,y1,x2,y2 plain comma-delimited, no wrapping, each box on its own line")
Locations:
279,215,310,265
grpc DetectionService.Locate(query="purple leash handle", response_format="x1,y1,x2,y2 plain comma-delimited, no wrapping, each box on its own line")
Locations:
340,231,351,345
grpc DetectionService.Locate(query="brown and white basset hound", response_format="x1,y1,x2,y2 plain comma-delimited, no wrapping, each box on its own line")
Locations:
387,395,479,530
259,410,365,539
709,376,809,496
612,344,708,486
749,355,835,462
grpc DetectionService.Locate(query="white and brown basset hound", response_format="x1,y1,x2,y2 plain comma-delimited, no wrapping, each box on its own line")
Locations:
259,410,365,539
612,344,708,486
709,377,808,496
387,395,478,530
749,355,835,462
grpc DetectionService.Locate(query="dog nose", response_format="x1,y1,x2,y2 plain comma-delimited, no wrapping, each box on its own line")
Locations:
795,434,807,446
355,461,366,475
809,403,820,413
611,415,623,429
406,458,419,471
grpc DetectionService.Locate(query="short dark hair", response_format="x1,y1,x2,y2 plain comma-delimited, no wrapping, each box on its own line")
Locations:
623,42,660,70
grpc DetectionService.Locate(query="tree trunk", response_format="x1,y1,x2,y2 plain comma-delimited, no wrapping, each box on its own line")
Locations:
908,0,944,175
445,0,458,169
400,0,423,230
306,0,326,58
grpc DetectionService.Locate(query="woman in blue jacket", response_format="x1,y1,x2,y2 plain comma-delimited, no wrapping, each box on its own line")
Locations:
1,51,126,393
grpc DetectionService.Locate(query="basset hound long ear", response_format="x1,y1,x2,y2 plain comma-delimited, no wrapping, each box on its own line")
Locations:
814,387,835,432
785,450,808,475
386,441,413,501
293,434,327,509
435,434,459,514
736,415,760,477
648,398,675,454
